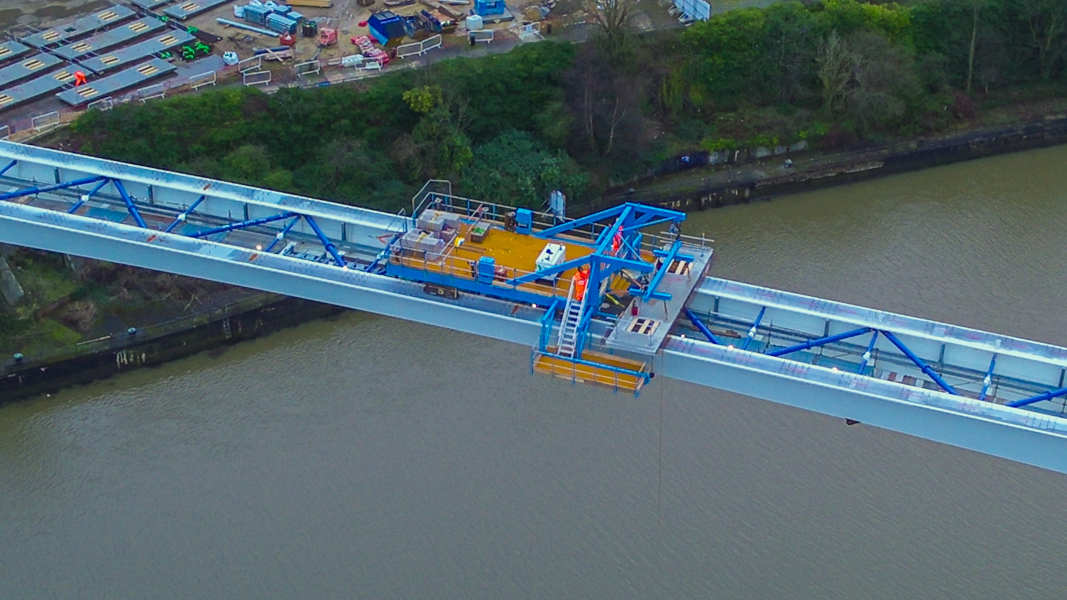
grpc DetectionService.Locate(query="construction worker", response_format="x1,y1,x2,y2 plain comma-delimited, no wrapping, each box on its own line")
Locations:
74,71,87,87
612,228,624,255
573,265,589,301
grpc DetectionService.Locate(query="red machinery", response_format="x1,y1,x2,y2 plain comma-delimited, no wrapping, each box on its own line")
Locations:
317,27,338,47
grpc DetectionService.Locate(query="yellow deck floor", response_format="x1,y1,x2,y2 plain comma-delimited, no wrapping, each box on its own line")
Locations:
394,222,649,299
534,348,648,392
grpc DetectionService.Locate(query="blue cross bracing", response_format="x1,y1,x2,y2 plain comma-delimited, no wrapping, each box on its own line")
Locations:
7,141,1067,473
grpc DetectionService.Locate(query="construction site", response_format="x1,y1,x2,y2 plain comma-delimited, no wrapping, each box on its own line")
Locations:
0,0,574,140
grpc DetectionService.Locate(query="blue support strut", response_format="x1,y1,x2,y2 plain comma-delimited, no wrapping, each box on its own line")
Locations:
265,216,302,253
685,309,719,344
0,160,16,178
1007,386,1067,409
303,215,348,268
190,212,297,239
767,327,870,358
857,331,880,374
111,179,148,229
880,330,958,395
66,178,110,214
0,175,106,202
643,239,681,302
740,307,766,351
164,194,206,233
979,354,997,401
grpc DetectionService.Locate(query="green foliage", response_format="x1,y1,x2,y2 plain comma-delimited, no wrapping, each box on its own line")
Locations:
460,130,589,209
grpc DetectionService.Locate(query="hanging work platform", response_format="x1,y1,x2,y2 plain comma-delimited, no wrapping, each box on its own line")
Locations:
394,184,713,396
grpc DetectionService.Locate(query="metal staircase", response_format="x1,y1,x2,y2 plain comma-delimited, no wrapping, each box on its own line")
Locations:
556,278,587,358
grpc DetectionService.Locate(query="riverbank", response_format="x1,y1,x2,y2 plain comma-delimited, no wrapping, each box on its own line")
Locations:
588,115,1067,213
0,292,344,405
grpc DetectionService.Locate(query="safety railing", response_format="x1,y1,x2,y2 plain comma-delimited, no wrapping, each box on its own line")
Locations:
30,111,61,133
86,97,114,112
294,60,321,77
238,55,263,73
531,349,648,394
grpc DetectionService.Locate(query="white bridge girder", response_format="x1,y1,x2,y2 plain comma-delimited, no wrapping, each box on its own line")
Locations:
2,142,1067,474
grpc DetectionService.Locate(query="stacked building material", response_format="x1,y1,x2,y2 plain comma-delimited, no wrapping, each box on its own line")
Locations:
266,12,298,34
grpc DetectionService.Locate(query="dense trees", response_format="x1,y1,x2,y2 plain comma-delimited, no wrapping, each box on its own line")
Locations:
68,0,1065,213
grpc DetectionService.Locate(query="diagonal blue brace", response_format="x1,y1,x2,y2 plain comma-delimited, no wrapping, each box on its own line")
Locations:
304,215,348,268
0,175,106,202
66,178,110,214
685,308,719,344
265,216,302,253
1007,386,1067,408
881,330,958,395
0,160,16,178
978,354,997,401
190,212,297,239
643,239,682,302
768,327,870,358
164,194,206,233
111,179,147,229
858,331,880,374
740,307,766,351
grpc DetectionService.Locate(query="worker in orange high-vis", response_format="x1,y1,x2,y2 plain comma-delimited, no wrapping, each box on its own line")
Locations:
573,265,589,301
74,71,87,86
612,228,623,255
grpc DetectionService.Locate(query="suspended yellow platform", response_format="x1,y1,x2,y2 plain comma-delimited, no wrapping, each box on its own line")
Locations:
532,348,650,394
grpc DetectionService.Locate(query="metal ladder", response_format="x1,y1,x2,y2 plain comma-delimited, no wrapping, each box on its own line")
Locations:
556,278,587,358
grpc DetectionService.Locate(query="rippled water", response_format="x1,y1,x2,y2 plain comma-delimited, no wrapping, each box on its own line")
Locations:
4,146,1067,599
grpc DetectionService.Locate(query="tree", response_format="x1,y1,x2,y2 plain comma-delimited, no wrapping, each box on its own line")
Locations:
460,130,588,208
585,0,637,56
1017,0,1067,80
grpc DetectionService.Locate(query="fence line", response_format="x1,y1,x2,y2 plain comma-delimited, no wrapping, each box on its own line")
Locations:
190,70,217,91
471,30,495,43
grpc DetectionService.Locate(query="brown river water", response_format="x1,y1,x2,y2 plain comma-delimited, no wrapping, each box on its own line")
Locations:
3,146,1067,599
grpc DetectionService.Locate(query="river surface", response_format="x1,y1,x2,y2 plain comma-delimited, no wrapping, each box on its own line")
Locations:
4,146,1067,599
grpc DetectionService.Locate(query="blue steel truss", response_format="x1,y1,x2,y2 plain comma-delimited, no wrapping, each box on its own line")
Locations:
0,162,363,270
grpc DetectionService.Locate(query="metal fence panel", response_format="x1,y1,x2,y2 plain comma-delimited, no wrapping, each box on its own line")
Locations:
471,30,494,43
396,41,421,58
190,70,217,90
421,34,442,53
243,70,272,87
86,97,114,112
294,60,321,77
137,83,166,103
0,124,9,140
31,111,60,132
238,55,262,73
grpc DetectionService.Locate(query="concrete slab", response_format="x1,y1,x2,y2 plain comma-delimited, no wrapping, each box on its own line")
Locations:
0,41,32,66
0,53,64,88
53,16,167,60
163,0,235,20
77,30,194,74
0,68,79,112
57,58,176,106
22,5,135,48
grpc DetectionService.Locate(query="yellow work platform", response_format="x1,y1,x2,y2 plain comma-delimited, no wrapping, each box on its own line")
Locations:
533,348,649,394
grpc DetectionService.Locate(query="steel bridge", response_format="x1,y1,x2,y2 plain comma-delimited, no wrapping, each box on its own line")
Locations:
2,141,1067,474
